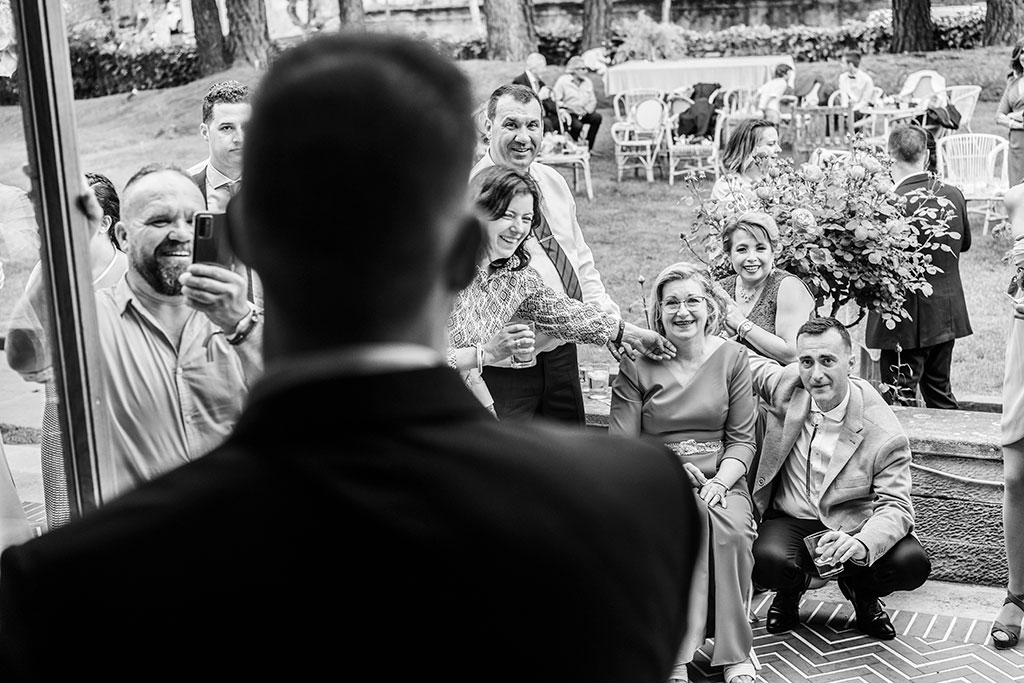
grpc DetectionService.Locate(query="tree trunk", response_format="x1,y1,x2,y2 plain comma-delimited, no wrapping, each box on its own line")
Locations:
192,0,227,76
483,0,537,62
661,0,671,24
338,0,365,28
224,0,271,69
891,0,935,52
985,0,1024,45
581,0,613,51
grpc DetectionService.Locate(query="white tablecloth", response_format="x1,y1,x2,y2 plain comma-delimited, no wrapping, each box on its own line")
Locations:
603,55,796,96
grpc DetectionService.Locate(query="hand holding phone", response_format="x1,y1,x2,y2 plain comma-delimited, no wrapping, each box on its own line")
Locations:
193,211,234,268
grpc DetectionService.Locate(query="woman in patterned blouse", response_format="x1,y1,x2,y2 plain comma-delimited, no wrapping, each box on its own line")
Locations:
446,166,675,413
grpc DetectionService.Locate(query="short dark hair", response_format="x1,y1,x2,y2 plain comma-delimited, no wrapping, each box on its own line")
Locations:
202,80,251,123
469,166,536,271
486,84,541,122
774,63,792,79
86,172,121,249
842,50,862,67
241,32,476,338
888,124,929,165
797,316,851,352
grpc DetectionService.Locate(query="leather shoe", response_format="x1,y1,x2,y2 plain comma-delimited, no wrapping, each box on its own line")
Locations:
838,578,896,640
766,590,802,634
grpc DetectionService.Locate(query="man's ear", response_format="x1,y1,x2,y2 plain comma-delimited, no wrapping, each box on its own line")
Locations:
445,214,482,292
200,122,209,141
114,221,128,249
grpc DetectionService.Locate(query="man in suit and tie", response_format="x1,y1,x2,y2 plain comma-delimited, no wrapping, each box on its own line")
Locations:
512,52,560,134
473,83,623,425
188,80,250,213
866,124,972,409
0,33,700,681
188,80,262,307
748,317,931,640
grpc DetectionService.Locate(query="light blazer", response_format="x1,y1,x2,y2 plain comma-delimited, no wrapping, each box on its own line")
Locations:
748,354,915,566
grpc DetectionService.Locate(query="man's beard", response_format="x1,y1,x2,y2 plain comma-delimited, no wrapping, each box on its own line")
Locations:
134,240,190,296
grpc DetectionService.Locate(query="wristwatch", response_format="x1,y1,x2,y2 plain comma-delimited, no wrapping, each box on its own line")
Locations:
737,319,754,341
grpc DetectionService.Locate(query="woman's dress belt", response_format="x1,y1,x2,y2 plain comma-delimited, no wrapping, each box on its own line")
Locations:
664,439,723,456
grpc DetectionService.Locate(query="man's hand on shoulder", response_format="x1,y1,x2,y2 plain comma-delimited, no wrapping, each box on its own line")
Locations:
179,264,251,332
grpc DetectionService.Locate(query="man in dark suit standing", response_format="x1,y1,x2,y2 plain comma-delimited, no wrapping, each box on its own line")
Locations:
0,33,699,682
512,51,560,134
866,124,972,409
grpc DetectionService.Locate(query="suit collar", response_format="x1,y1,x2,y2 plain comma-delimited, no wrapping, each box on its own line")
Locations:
894,170,929,191
236,366,489,437
820,382,865,491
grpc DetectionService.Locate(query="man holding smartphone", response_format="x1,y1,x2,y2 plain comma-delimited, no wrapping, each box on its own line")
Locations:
5,164,262,496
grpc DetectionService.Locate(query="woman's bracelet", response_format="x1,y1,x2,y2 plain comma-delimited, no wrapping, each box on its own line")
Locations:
706,477,730,491
475,344,485,373
613,319,625,346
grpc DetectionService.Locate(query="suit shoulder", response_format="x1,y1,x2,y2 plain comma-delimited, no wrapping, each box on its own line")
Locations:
852,379,907,437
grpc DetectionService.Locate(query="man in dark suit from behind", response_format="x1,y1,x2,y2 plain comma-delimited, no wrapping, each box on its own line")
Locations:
866,124,972,409
0,33,699,682
512,51,560,133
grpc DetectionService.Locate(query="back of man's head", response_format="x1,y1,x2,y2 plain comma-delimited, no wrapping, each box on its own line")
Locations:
842,50,862,67
888,124,929,167
239,32,477,348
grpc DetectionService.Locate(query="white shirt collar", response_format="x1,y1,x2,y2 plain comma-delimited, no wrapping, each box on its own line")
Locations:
810,385,851,424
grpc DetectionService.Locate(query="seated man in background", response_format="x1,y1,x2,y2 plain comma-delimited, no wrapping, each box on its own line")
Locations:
756,63,794,124
512,51,559,133
553,55,602,151
748,317,931,641
0,32,700,682
837,50,876,113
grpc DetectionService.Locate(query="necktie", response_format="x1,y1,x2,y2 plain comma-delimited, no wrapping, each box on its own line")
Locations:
806,411,823,500
534,212,583,301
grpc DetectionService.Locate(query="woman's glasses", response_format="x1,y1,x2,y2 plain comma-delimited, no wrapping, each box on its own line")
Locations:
662,296,708,313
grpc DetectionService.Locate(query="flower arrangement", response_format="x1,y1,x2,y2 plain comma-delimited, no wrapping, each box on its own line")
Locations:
680,137,960,330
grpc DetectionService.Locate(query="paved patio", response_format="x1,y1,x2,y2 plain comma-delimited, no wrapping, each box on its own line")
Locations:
691,590,1024,682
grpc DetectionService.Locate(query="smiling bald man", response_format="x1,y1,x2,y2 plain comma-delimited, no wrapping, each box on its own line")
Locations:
5,164,263,496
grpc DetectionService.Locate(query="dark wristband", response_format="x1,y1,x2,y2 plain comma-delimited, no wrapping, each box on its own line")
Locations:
613,319,625,346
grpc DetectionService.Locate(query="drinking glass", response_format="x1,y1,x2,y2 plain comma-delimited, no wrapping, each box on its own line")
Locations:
803,529,844,579
509,321,537,369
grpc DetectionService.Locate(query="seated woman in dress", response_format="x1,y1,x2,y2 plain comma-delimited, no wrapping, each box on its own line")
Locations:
710,118,781,203
609,262,758,683
447,165,674,414
715,212,816,364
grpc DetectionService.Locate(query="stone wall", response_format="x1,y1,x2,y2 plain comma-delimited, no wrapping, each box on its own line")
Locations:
584,396,1007,587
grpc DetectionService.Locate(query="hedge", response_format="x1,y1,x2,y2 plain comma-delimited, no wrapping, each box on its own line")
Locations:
0,39,200,104
0,4,992,104
426,3,985,65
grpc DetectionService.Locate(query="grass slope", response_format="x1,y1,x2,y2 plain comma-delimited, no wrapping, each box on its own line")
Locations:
0,48,1014,400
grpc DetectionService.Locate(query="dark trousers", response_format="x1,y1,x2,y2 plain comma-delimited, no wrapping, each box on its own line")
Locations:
541,98,560,134
566,112,602,151
752,513,931,598
482,343,585,426
879,340,958,409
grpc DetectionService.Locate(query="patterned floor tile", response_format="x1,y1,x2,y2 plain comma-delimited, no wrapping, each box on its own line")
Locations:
686,596,1024,683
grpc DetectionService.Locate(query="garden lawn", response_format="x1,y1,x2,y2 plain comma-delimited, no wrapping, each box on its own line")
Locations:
0,48,1014,399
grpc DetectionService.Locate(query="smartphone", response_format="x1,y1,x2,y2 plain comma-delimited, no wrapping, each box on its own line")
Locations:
192,211,234,268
